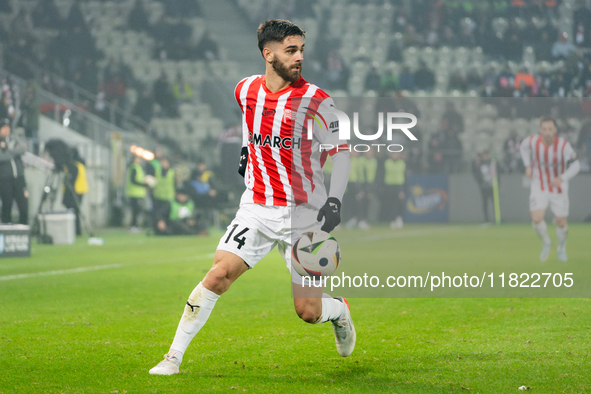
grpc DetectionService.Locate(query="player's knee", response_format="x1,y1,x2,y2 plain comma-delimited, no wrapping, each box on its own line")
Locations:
556,217,567,228
203,264,230,293
295,303,321,323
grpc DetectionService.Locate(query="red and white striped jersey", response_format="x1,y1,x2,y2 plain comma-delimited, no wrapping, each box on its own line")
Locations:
235,75,347,207
520,134,577,193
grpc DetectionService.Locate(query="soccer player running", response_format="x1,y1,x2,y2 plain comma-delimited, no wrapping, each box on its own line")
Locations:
520,116,580,262
150,20,355,375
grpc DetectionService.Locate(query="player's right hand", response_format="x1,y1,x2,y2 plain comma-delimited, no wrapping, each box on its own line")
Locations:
525,166,532,178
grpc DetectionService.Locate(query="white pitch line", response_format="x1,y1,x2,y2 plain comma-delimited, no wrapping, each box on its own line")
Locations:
0,253,216,282
0,264,122,281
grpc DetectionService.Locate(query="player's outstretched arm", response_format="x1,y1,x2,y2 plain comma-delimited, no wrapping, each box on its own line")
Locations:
559,156,581,182
317,150,350,232
519,137,533,177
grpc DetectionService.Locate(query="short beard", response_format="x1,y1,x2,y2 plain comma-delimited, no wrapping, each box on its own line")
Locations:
272,57,301,83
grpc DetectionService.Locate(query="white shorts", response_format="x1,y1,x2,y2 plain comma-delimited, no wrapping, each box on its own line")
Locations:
529,185,569,217
216,203,321,284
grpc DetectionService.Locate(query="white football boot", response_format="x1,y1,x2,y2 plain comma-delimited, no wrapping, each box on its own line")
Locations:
540,243,551,262
149,353,180,375
332,297,356,357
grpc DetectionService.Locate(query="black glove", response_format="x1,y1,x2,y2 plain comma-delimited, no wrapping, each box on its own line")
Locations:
238,146,248,177
317,197,341,233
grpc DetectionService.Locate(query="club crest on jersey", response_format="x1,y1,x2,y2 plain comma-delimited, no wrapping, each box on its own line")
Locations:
262,107,276,117
249,132,301,149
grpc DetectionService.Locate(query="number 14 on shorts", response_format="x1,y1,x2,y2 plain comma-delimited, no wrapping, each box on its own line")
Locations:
224,224,250,250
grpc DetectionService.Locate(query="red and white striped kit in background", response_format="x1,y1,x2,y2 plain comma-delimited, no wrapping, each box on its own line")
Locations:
522,134,576,193
235,75,347,208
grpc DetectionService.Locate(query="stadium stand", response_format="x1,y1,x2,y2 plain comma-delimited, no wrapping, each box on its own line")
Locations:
0,0,590,171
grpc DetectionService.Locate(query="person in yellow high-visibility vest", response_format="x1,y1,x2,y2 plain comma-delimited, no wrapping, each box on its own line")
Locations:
152,156,175,231
126,154,148,232
383,151,406,229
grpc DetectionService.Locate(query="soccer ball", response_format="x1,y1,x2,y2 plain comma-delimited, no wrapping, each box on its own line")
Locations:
291,230,341,278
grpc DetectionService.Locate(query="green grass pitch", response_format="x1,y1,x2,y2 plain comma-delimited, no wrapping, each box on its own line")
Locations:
0,224,590,393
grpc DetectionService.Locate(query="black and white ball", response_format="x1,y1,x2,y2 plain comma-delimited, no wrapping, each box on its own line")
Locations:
291,230,341,278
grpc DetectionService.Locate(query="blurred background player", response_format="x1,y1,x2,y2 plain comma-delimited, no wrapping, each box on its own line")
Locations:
520,116,581,262
383,150,406,229
0,118,28,224
126,153,148,233
472,150,495,223
150,19,355,376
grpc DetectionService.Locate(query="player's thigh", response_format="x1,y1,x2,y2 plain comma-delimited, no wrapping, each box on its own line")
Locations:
549,192,569,219
529,188,548,223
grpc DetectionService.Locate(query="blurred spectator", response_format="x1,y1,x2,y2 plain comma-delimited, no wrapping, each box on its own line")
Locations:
326,51,349,90
153,72,178,117
573,0,591,48
31,0,61,29
414,61,436,91
382,151,406,229
195,31,220,61
441,127,463,173
133,87,154,123
428,133,444,173
503,20,524,62
466,68,483,90
448,69,468,91
514,67,535,95
380,70,399,96
441,102,464,134
398,66,415,91
78,58,99,94
65,0,86,32
365,66,382,92
472,150,495,223
155,187,207,236
172,73,194,104
386,39,403,62
0,119,28,224
552,32,577,60
21,81,40,155
128,0,151,32
126,154,148,232
534,30,554,61
187,162,219,209
503,130,523,173
10,8,33,42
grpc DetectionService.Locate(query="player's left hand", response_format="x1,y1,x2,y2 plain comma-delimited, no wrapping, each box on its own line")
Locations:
317,197,341,233
551,177,563,188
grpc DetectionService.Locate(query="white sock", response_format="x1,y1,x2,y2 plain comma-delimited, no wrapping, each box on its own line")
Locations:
556,226,568,248
315,295,346,324
169,282,220,364
533,221,551,245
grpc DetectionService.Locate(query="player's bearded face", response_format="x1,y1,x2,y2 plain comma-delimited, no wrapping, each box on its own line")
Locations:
540,121,557,144
272,55,302,83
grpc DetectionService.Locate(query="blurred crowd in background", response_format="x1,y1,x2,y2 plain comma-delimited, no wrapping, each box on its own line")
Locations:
0,0,591,230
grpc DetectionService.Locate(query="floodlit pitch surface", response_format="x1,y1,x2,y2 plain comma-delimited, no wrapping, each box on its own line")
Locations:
0,225,590,393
